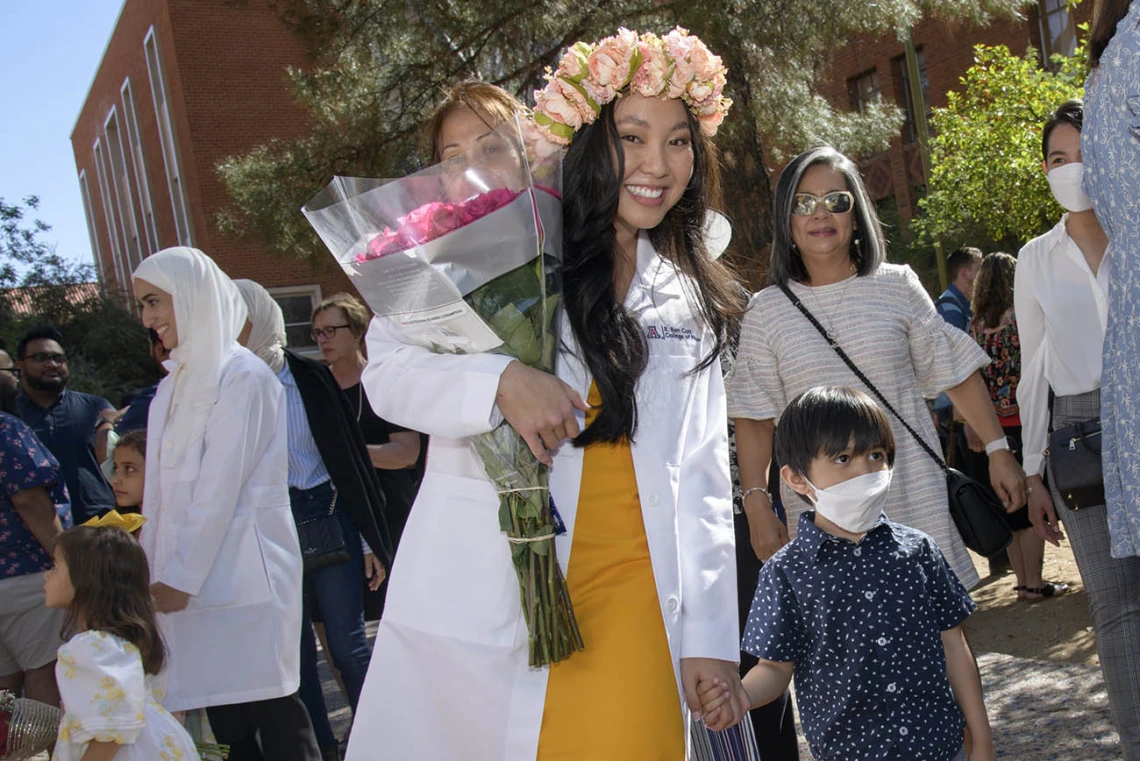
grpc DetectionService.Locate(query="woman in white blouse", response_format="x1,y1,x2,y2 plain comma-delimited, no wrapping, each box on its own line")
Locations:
1017,100,1140,757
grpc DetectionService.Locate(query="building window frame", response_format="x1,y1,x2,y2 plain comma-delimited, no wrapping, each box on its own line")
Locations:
77,170,105,285
1038,0,1078,64
894,49,932,144
848,68,881,114
143,26,193,246
103,105,144,272
92,137,128,290
120,77,159,255
269,285,324,358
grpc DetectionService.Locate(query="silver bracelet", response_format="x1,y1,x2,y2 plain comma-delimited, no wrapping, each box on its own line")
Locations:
741,487,771,502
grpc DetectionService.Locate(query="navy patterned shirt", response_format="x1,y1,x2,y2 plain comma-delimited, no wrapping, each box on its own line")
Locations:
743,511,976,761
0,412,66,578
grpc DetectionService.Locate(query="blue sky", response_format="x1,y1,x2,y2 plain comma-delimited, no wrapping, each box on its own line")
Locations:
1,1,125,272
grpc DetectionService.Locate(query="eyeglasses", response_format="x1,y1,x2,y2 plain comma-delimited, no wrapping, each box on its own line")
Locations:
311,324,352,341
791,191,854,217
26,352,68,365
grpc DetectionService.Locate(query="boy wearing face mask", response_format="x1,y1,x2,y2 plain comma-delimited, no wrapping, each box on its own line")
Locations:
699,386,993,761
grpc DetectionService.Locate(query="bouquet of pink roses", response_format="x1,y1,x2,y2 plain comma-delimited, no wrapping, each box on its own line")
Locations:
303,118,582,666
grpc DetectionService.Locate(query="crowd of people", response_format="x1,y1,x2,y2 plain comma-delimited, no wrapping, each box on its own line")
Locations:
0,4,1138,760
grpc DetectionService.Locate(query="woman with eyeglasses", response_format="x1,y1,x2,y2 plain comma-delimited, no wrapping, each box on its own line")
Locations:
726,145,1026,592
311,293,423,546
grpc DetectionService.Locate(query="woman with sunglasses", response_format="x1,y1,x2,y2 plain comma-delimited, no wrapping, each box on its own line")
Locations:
727,145,1026,592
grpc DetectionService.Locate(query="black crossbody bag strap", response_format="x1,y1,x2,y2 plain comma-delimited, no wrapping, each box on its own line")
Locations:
778,283,949,473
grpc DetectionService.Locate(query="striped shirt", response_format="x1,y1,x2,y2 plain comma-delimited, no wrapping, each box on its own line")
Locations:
277,363,331,490
726,264,988,589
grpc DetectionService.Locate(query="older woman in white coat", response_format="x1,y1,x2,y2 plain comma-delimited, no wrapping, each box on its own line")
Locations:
131,247,319,761
347,36,748,761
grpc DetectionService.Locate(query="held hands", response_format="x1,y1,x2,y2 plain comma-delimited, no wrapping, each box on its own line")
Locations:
1026,475,1065,546
987,450,1026,512
150,582,191,613
680,658,749,732
364,553,386,591
496,361,590,466
695,676,743,731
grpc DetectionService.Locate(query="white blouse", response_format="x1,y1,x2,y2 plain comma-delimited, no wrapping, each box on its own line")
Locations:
1014,215,1111,477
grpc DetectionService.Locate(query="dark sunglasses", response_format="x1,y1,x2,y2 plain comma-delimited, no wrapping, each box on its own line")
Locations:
791,191,855,216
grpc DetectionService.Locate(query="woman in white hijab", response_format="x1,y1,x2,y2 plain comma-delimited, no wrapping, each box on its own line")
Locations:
132,247,320,761
235,278,392,758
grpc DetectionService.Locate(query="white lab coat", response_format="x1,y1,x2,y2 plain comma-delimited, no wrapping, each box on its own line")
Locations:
347,234,738,761
141,345,303,711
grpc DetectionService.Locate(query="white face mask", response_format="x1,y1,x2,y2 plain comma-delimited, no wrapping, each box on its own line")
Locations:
1047,162,1093,213
804,469,892,535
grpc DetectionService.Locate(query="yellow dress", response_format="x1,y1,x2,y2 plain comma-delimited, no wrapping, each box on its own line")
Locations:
536,383,684,760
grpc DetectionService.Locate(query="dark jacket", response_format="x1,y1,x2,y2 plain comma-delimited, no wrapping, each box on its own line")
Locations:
285,350,394,566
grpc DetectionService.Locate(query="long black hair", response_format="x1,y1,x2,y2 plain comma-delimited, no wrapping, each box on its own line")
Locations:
563,99,745,446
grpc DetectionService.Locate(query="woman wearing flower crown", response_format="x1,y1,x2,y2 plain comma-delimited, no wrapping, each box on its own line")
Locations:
347,31,747,761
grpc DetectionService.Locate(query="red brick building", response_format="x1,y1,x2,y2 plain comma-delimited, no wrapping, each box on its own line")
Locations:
73,0,1089,322
816,1,1089,268
71,0,354,354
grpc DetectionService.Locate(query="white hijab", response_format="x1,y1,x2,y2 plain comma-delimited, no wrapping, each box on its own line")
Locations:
132,247,248,469
234,279,287,374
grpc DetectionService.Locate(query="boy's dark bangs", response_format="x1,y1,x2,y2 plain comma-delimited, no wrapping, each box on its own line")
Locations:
812,395,897,465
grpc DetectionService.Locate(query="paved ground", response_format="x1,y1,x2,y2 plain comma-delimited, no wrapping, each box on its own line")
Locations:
28,543,1113,759
323,545,1122,760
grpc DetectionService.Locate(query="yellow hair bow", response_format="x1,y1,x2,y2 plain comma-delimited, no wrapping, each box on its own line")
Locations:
82,510,146,533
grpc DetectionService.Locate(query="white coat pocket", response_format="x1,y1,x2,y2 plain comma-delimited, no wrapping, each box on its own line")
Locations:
187,516,274,610
383,471,521,647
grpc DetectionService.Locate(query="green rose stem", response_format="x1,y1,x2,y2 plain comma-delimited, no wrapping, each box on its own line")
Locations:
468,251,582,667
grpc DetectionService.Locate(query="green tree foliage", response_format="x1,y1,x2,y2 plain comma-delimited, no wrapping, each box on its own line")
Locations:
0,196,157,405
218,0,1025,284
1,196,92,290
913,41,1087,251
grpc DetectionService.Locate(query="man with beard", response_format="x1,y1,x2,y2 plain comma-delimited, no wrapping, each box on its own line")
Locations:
15,326,114,524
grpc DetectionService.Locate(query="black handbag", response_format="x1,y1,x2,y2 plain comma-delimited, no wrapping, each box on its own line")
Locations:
296,489,350,573
780,284,1013,557
1047,418,1104,510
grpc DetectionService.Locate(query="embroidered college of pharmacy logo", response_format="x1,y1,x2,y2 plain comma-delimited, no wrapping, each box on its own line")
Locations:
647,324,700,343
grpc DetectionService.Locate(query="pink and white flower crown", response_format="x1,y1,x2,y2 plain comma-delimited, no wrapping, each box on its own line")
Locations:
532,27,732,146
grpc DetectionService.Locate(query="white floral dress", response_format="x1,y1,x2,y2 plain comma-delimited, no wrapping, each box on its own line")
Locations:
52,631,200,761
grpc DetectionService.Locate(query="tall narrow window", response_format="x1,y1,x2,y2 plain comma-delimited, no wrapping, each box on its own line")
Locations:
121,78,159,254
270,286,323,356
848,69,881,114
77,170,106,284
1039,0,1077,63
104,107,144,271
144,27,192,246
93,138,128,289
894,50,931,144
